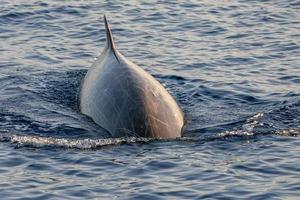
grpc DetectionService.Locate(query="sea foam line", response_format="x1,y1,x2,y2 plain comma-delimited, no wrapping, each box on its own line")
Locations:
0,132,153,149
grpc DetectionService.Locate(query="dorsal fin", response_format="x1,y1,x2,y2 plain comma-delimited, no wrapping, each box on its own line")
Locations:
103,15,119,62
104,15,117,49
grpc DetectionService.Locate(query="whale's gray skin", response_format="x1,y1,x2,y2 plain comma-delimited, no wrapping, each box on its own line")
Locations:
79,16,184,138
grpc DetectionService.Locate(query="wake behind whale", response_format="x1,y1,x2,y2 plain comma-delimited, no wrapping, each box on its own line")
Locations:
79,16,184,138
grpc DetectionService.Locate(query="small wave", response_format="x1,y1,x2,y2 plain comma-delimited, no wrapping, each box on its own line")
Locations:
216,107,299,138
154,74,186,81
0,11,33,20
216,112,264,138
190,108,299,141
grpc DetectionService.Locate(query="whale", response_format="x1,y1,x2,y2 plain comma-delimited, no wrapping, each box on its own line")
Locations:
79,16,184,138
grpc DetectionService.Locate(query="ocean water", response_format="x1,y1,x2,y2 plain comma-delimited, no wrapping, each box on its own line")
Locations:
0,0,299,199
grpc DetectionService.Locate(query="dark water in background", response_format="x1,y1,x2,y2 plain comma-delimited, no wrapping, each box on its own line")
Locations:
0,0,300,199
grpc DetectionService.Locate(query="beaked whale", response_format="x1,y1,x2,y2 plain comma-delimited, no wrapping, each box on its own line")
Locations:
79,16,184,138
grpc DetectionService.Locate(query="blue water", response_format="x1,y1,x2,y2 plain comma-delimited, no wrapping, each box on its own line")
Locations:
0,0,300,199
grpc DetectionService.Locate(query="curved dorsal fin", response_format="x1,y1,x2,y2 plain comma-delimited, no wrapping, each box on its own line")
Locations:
103,15,119,62
104,15,116,50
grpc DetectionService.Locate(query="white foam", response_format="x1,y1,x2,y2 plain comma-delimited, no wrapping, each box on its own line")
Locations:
0,132,153,149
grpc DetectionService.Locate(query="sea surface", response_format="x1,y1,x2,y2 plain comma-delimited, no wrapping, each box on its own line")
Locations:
0,0,300,199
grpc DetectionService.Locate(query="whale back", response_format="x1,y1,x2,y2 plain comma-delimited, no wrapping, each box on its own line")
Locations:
79,16,184,138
